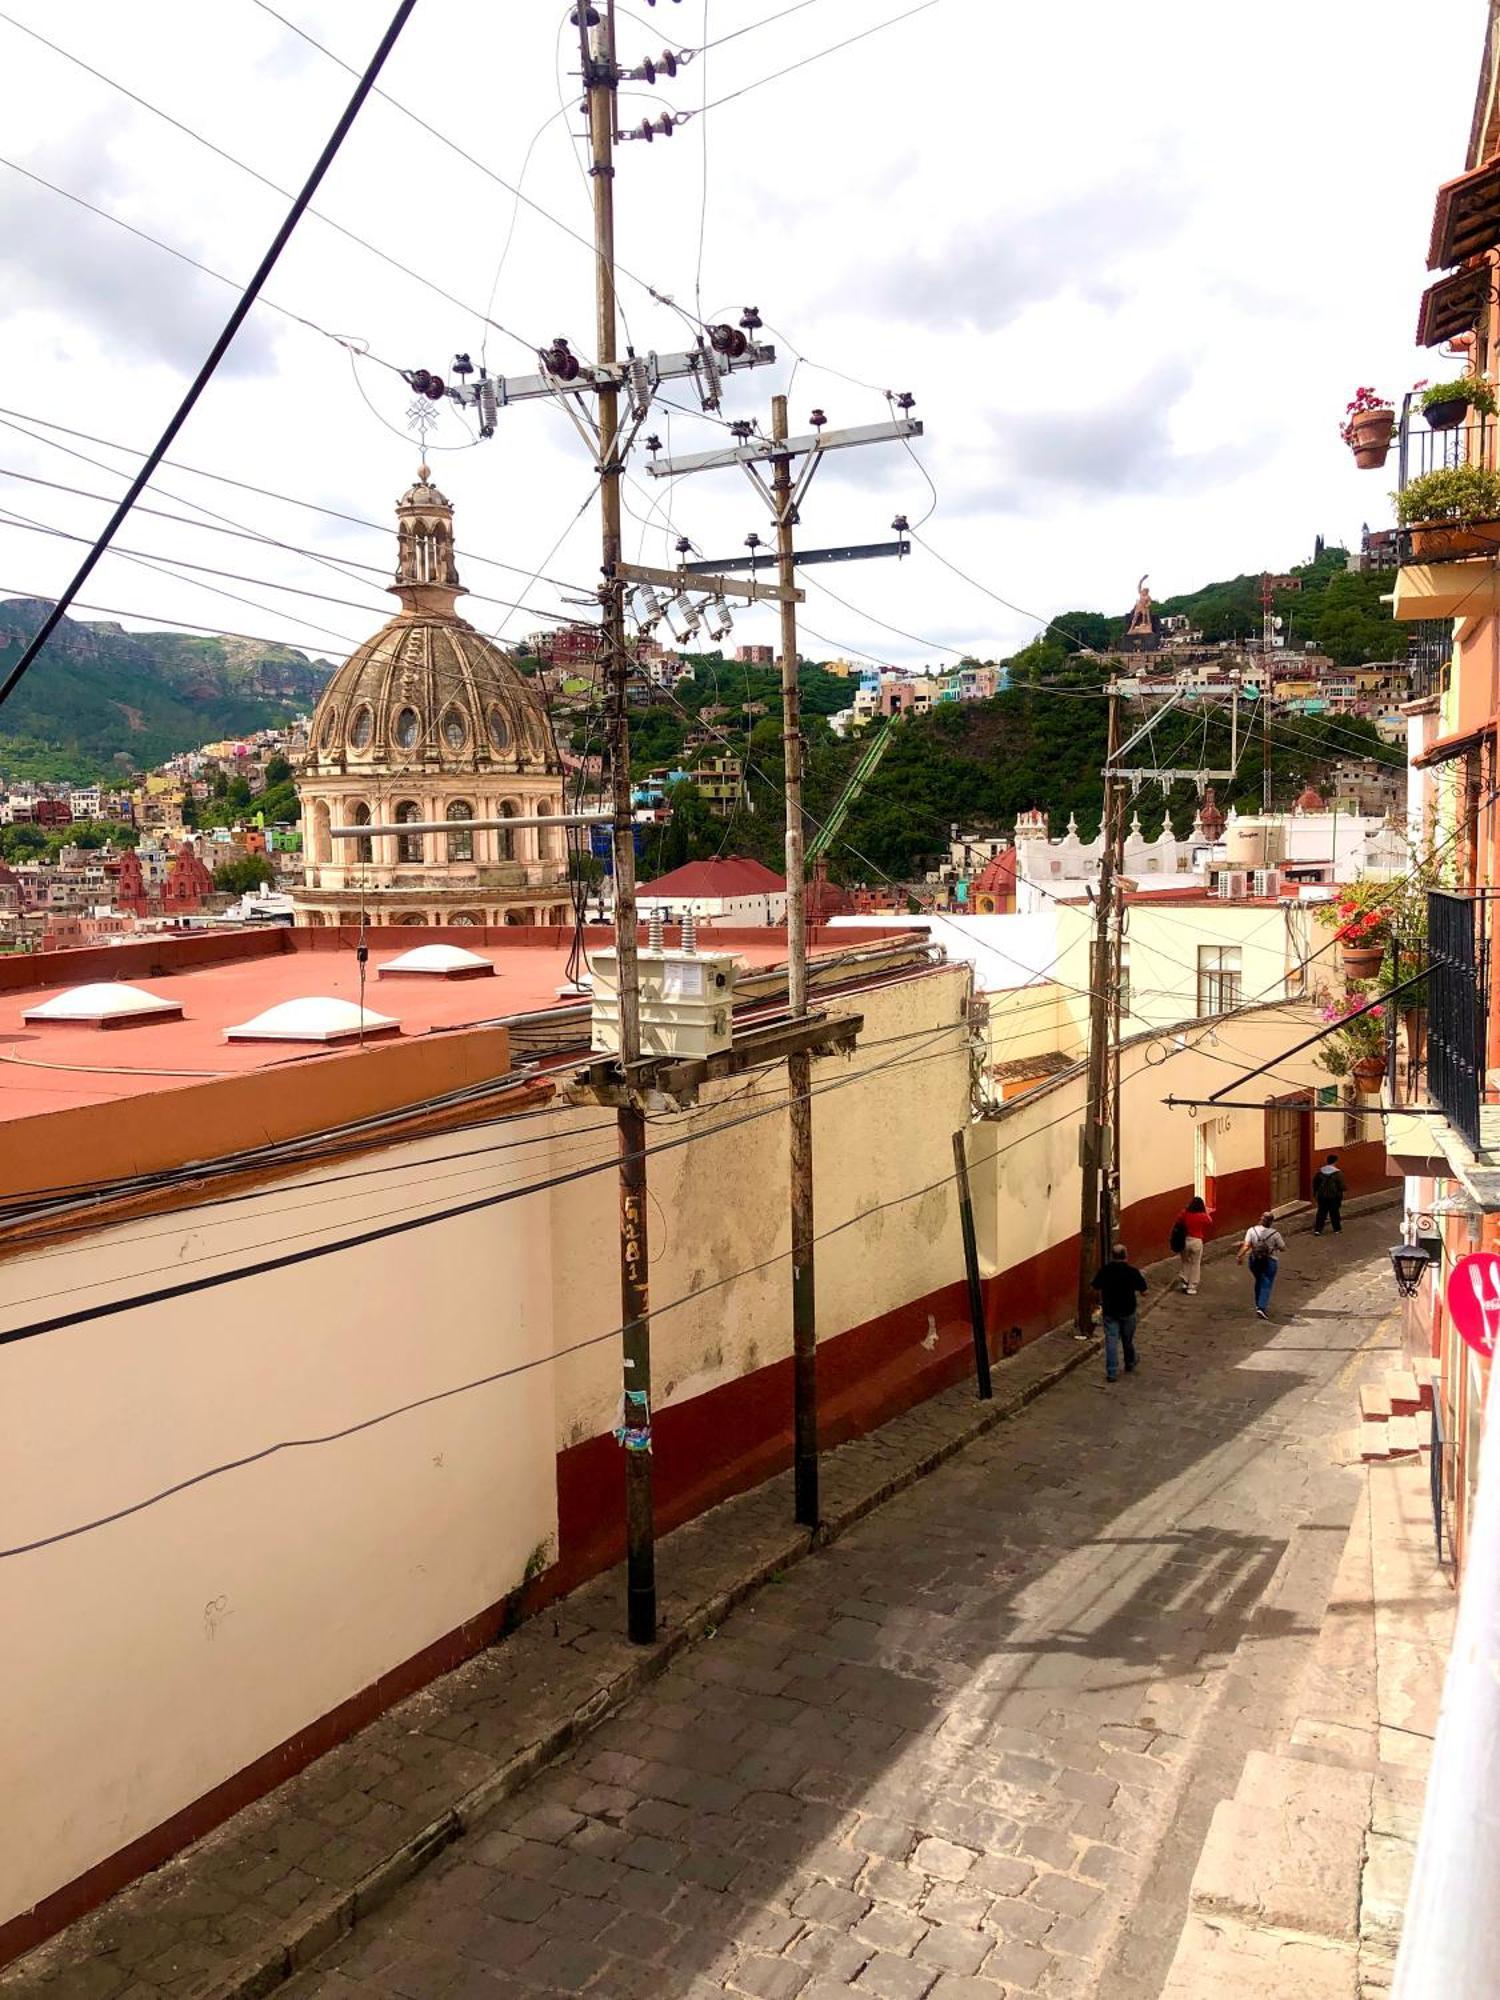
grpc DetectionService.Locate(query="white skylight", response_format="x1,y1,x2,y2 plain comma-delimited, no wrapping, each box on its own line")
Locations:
23,982,184,1029
224,997,400,1044
377,943,495,980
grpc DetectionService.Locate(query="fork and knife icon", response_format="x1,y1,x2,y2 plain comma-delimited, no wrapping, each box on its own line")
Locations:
1469,1258,1500,1355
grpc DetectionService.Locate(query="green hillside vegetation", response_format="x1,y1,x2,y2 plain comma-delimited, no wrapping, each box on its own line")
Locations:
626,548,1404,886
0,600,332,783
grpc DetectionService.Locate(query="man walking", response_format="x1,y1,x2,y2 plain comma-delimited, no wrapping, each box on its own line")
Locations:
1237,1211,1287,1320
1091,1241,1148,1383
1313,1152,1345,1235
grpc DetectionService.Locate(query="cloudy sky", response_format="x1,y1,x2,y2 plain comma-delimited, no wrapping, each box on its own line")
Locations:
0,0,1483,672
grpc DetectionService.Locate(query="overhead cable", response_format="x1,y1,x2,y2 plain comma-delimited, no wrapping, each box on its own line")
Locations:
0,0,418,714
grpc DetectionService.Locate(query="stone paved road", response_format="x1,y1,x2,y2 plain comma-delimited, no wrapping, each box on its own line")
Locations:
289,1213,1395,2000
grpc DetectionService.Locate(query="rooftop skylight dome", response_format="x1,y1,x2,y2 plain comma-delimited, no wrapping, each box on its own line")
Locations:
224,997,400,1044
377,943,495,981
22,983,185,1030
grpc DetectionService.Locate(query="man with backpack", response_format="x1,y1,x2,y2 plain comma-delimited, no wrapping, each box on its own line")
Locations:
1312,1153,1346,1235
1237,1211,1287,1320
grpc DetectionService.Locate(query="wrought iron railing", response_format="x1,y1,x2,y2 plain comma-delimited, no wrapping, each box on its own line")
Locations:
1406,621,1452,703
1430,1396,1447,1568
1427,890,1489,1152
1396,401,1497,495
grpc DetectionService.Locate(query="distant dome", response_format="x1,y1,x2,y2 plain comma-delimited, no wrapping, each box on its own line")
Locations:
302,466,560,779
1296,782,1325,812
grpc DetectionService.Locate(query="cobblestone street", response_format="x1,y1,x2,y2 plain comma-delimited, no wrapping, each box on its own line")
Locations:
283,1212,1397,2000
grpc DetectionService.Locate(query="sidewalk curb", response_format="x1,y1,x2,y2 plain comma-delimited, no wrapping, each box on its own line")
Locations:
216,1321,1103,1999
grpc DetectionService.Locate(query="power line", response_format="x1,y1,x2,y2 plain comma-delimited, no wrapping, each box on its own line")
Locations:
0,8,540,361
0,582,351,658
0,0,418,714
691,0,945,116
0,404,588,592
0,154,404,376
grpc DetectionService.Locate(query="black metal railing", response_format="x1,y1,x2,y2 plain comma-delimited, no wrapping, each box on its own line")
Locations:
1396,403,1496,494
1406,621,1452,703
1427,889,1490,1152
1430,1395,1448,1567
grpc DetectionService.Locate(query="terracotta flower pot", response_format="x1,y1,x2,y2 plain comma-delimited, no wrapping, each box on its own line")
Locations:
1352,1055,1386,1092
1424,397,1470,431
1341,943,1386,979
1347,407,1395,469
1408,519,1500,561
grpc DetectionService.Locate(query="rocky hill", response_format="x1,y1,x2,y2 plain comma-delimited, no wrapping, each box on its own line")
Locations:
0,598,334,782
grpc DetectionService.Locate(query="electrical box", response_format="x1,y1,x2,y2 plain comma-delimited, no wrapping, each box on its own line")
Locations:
589,946,739,1059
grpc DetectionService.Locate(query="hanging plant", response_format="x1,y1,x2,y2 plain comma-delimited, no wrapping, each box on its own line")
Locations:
1341,386,1395,469
1419,373,1498,431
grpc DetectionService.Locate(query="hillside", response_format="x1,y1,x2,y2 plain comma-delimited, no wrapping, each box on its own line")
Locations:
624,544,1405,885
0,598,334,782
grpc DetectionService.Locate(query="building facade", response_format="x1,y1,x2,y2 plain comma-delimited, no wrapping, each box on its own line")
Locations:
295,471,571,927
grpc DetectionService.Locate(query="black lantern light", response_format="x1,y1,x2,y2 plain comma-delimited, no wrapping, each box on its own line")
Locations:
1390,1240,1432,1298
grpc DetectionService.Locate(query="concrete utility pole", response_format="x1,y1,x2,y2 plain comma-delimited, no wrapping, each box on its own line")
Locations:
646,400,923,1529
585,1,654,1646
1077,688,1121,1330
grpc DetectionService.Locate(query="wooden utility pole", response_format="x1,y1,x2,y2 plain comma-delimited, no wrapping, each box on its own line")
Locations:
584,1,654,1646
770,396,819,1527
1077,688,1121,1329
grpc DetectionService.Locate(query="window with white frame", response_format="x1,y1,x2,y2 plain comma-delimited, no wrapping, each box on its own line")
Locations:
1197,944,1242,1016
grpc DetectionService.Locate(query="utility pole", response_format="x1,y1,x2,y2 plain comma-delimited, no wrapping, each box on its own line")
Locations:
1105,697,1125,1251
770,395,818,1527
1261,573,1274,811
1077,687,1121,1331
646,400,922,1530
586,0,654,1647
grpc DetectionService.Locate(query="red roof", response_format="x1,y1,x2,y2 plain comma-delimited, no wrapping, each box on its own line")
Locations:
640,856,787,899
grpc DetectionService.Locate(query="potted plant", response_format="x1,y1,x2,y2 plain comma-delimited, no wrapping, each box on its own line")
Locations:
1341,386,1395,468
1323,894,1389,977
1419,374,1498,431
1394,463,1500,559
1318,990,1387,1093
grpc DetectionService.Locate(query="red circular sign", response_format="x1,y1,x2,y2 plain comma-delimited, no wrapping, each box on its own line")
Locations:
1446,1251,1500,1359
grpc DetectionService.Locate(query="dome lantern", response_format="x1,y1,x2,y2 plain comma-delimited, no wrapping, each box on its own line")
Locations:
391,463,465,618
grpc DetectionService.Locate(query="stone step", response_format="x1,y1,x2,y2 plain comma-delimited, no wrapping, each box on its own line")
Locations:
1385,1369,1421,1417
1386,1415,1422,1458
1160,1914,1356,1998
1361,1428,1391,1463
1190,1753,1371,1946
1361,1382,1392,1423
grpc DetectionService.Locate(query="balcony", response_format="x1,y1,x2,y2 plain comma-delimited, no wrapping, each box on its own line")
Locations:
1390,407,1500,620
1427,890,1490,1154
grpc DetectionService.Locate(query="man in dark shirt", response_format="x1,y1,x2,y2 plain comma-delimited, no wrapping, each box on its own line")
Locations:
1091,1242,1148,1383
1313,1153,1346,1235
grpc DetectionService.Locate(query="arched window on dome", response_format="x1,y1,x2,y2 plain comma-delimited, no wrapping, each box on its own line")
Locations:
499,798,520,862
351,801,373,866
395,800,424,864
446,800,474,862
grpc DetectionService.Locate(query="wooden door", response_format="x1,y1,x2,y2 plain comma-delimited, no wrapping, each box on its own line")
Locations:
1265,1095,1310,1208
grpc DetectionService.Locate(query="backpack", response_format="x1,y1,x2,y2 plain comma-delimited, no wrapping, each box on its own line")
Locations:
1169,1217,1188,1254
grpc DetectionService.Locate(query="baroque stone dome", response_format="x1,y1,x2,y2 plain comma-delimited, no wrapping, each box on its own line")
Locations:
302,467,561,779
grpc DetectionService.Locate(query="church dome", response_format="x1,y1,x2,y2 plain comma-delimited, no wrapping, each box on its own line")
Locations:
303,467,561,779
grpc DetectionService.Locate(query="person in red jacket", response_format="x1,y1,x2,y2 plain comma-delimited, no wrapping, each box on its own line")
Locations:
1173,1195,1213,1295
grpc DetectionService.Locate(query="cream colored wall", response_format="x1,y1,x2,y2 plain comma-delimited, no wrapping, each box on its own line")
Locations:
966,1002,1349,1281
1051,902,1305,1037
547,964,975,1447
0,1134,557,1932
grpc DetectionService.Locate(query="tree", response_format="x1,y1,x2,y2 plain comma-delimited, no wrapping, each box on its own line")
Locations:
263,753,292,787
0,823,48,860
213,854,276,893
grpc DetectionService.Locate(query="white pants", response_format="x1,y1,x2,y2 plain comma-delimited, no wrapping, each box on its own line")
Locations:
1179,1236,1204,1291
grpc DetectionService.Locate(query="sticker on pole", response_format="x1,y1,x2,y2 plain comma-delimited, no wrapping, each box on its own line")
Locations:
1446,1251,1500,1357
